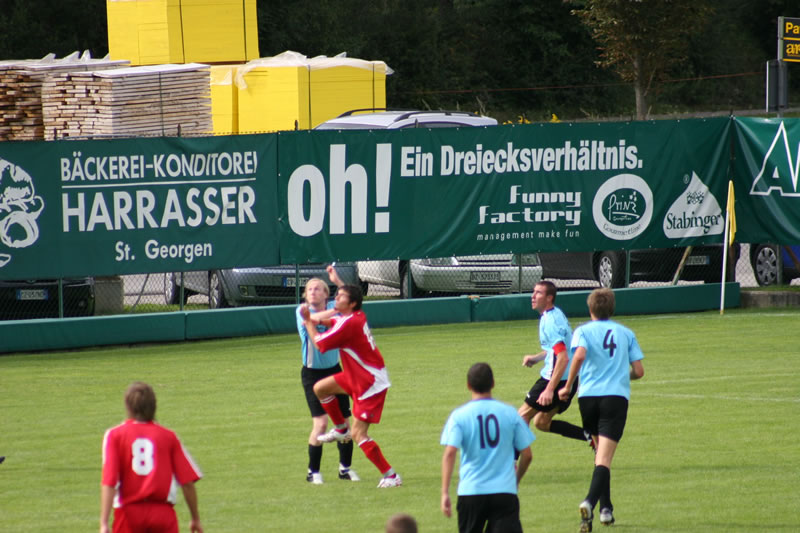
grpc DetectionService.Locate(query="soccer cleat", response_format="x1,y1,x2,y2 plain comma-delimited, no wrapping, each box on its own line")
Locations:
306,471,323,485
580,500,593,533
584,430,597,454
377,473,402,488
317,427,351,444
599,508,615,526
338,466,360,481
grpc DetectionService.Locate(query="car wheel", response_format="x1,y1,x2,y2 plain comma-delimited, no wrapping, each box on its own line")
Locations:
208,271,230,308
751,244,779,286
400,264,424,298
164,273,188,305
596,252,625,288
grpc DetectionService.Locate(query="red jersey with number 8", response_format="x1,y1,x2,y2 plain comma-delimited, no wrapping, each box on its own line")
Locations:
102,420,202,507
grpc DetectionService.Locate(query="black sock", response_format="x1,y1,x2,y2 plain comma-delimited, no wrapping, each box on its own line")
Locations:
599,469,613,511
586,465,610,509
337,440,353,469
308,444,323,472
549,420,588,441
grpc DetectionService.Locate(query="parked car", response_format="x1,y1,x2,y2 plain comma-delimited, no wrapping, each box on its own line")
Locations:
358,254,542,298
749,244,800,286
0,277,95,320
538,245,738,288
318,109,542,297
164,263,361,308
314,108,500,130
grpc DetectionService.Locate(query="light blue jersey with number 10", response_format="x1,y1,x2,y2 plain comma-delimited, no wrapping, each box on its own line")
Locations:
440,398,535,496
571,319,644,399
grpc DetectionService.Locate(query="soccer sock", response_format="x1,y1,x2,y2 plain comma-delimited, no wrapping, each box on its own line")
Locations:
549,420,588,441
598,469,613,511
308,444,323,472
358,438,392,474
586,465,610,508
319,396,346,426
338,440,354,469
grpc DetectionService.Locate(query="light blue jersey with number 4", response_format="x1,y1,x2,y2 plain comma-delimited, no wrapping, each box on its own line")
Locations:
571,319,644,399
440,398,535,496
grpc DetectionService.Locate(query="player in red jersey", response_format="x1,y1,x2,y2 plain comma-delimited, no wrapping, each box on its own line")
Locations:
100,382,203,533
299,283,401,488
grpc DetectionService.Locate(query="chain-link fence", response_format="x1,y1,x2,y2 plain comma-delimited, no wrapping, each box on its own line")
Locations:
2,243,797,320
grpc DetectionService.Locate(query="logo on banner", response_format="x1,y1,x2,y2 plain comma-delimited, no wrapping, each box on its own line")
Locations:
750,121,800,197
663,172,724,238
592,173,653,240
0,158,45,268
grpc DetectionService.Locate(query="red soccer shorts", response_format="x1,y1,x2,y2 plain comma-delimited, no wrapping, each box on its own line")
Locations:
113,502,177,533
333,372,387,424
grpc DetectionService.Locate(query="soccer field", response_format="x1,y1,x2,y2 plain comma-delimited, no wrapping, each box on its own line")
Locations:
1,308,798,532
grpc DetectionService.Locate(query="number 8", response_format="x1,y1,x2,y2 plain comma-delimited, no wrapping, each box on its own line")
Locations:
131,438,154,476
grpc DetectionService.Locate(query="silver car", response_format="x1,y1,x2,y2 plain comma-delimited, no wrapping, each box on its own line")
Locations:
165,263,360,308
358,254,542,298
316,109,542,297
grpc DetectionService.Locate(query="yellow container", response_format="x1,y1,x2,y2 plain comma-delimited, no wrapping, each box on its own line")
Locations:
309,61,387,127
233,52,390,133
236,64,311,133
210,65,239,134
106,0,259,65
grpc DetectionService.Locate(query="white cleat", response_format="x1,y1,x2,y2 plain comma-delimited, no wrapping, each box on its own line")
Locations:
599,508,615,526
339,465,360,481
377,473,402,488
306,471,323,485
317,427,351,443
580,500,593,532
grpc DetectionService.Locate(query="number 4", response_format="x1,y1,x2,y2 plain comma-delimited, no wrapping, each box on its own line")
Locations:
603,329,617,358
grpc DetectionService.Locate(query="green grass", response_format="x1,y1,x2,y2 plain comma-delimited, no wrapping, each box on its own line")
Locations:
1,308,798,532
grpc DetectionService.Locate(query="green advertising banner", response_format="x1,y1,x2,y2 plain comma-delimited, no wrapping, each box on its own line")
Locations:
732,118,800,244
278,118,733,263
0,134,278,279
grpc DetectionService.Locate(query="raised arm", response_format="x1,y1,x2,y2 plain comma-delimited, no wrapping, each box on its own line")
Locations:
326,264,345,288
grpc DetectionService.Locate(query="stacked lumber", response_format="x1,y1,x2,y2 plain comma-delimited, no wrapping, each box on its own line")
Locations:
0,56,129,141
42,63,212,140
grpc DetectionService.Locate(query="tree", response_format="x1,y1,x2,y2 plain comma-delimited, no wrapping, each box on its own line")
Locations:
572,0,713,119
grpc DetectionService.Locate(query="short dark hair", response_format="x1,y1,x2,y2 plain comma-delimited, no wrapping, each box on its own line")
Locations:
467,362,494,394
385,513,418,533
587,288,615,319
339,284,363,311
125,381,157,421
536,280,557,302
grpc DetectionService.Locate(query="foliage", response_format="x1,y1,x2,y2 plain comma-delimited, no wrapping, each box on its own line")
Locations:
571,0,714,119
0,0,108,59
0,0,797,120
1,309,799,532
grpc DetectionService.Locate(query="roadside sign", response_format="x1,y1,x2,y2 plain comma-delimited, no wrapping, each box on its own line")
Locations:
779,16,800,62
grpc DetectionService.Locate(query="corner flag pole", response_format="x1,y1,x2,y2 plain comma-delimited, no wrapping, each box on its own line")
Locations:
720,180,736,315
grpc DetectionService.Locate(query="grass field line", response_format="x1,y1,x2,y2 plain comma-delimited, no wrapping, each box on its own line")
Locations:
645,372,792,385
625,311,800,321
638,390,800,403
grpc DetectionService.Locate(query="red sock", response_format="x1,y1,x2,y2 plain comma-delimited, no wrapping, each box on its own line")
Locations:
320,396,346,426
359,438,391,474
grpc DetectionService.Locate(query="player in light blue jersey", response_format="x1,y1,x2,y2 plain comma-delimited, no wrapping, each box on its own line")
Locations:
441,362,535,533
559,288,644,532
296,267,358,484
518,281,594,450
